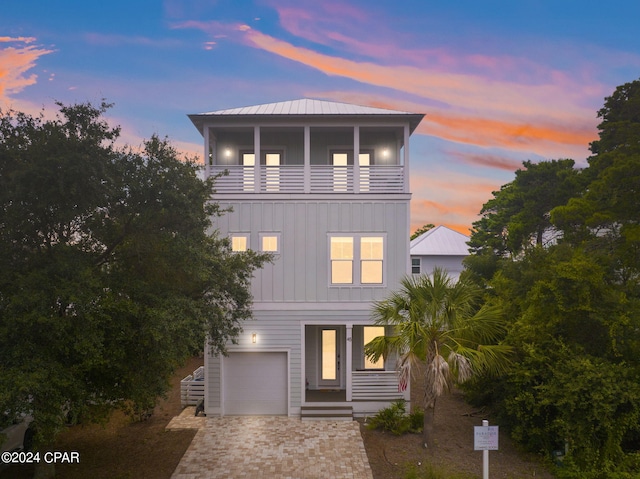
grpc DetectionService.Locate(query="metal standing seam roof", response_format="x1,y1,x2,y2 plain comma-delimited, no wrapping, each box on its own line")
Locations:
198,98,417,116
188,98,425,133
410,225,471,256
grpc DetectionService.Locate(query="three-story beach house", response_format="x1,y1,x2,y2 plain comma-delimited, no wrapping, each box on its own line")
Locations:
188,99,425,418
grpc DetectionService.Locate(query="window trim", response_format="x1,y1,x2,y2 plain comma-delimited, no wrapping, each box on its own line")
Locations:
259,232,281,254
411,257,421,274
230,233,250,252
328,233,386,287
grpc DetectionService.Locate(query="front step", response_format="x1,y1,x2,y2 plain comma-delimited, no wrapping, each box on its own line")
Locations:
300,405,353,421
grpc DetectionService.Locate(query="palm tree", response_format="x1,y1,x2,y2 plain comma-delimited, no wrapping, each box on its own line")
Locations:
364,268,511,448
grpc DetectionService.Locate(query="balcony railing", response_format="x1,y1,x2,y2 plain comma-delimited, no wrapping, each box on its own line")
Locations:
208,165,405,194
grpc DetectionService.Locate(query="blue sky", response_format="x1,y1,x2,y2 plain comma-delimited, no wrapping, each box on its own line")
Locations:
2,0,639,233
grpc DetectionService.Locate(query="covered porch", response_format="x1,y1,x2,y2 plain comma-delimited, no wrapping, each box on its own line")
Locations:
302,324,408,416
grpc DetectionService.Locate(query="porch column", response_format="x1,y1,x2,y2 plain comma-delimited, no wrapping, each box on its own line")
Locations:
353,126,360,194
204,125,211,178
346,324,353,401
304,126,310,193
253,126,261,193
403,123,410,193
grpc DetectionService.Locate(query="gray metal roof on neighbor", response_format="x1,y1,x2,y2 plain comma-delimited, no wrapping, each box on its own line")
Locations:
189,98,425,133
410,225,470,256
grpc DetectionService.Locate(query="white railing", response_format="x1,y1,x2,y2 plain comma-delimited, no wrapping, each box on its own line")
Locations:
180,366,205,407
351,371,406,401
208,165,405,193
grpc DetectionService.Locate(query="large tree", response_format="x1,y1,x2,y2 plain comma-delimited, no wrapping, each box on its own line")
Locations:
0,102,268,468
364,268,511,448
464,78,640,476
466,159,583,281
552,79,640,285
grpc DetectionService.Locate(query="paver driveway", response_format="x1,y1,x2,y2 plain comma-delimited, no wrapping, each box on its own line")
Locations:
168,413,374,479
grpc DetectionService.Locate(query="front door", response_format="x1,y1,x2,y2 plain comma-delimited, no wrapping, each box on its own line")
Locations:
319,327,341,388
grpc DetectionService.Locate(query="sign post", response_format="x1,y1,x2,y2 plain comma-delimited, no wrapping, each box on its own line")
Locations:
474,420,498,479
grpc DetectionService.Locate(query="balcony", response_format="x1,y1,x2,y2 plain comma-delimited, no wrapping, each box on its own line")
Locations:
208,164,406,194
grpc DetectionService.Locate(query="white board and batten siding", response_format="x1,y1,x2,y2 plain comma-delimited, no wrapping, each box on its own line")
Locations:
205,316,302,416
215,198,410,303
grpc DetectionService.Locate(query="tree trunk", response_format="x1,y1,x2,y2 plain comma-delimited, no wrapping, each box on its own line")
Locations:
422,404,436,448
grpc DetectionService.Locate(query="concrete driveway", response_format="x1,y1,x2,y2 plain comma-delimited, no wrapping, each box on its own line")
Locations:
167,411,373,479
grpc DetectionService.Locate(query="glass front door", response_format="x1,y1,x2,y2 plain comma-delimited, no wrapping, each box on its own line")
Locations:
319,328,341,388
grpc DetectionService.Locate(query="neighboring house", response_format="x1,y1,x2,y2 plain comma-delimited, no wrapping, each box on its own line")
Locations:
410,225,470,280
188,99,424,418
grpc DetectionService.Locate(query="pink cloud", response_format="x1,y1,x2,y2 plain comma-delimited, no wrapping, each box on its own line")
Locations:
0,36,36,44
0,43,54,104
447,151,524,172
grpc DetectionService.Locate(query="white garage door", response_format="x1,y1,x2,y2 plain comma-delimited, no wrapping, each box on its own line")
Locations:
223,352,288,415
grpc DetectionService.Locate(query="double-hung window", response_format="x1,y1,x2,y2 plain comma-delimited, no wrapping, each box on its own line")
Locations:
411,257,421,274
330,234,384,285
330,237,354,284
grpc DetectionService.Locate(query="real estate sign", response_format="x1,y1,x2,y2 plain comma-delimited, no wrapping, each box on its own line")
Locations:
474,425,499,451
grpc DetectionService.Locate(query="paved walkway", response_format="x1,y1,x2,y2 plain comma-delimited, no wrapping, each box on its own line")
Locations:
167,409,373,479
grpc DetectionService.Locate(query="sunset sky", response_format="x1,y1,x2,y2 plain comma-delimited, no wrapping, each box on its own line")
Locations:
2,1,640,234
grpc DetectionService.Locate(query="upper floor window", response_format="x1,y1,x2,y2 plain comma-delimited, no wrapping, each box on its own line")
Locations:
264,152,281,192
411,257,421,274
360,237,383,284
260,233,280,253
231,234,249,252
330,237,354,284
330,235,384,285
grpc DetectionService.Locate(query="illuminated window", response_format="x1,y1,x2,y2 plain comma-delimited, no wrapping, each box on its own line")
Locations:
330,237,353,284
265,152,281,192
329,235,384,285
331,152,349,192
361,237,383,284
364,326,385,369
242,153,255,191
260,233,280,253
359,152,371,192
231,234,249,252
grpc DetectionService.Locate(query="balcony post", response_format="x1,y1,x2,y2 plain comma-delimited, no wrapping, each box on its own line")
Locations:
403,123,410,193
254,126,261,193
204,125,211,178
353,126,360,194
304,126,310,193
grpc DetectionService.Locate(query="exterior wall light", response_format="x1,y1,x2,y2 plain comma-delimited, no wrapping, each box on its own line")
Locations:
251,332,257,344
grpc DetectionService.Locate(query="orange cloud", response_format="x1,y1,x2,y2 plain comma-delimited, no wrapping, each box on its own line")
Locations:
0,43,54,103
243,28,591,120
446,151,523,172
422,111,596,150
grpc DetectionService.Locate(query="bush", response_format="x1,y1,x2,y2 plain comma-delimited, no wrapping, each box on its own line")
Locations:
367,400,423,435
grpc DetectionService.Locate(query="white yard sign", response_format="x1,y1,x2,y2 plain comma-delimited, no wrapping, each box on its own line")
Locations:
474,421,498,479
474,425,499,450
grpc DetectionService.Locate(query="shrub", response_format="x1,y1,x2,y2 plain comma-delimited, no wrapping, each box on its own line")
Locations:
367,400,423,435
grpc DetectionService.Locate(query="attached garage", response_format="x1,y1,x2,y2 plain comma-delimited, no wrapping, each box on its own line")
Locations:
222,351,288,415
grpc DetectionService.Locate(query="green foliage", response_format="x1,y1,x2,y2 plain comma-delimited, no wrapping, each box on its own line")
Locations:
367,400,423,435
464,78,640,476
0,102,269,450
466,159,583,281
365,269,511,447
410,223,435,240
